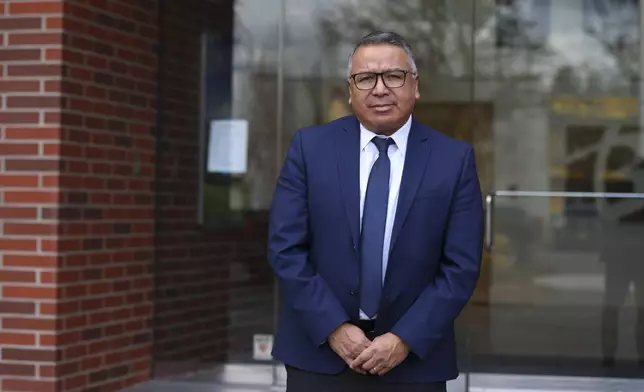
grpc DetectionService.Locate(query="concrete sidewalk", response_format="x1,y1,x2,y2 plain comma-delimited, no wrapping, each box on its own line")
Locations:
121,363,644,392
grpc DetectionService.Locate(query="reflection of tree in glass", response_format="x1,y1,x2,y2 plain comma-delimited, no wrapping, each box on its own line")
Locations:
583,0,639,79
317,0,550,79
319,0,466,77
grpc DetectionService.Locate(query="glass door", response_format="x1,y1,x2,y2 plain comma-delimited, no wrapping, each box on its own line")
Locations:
153,0,284,384
478,191,644,378
463,0,644,380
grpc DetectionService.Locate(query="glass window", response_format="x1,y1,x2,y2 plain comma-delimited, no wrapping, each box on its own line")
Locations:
154,0,644,386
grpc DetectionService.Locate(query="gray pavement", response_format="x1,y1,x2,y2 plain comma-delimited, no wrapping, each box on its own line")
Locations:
121,364,644,391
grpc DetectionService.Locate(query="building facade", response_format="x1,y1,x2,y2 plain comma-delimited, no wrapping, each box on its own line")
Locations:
1,0,643,391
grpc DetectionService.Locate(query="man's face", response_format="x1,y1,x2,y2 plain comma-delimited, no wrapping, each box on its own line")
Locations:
348,44,420,135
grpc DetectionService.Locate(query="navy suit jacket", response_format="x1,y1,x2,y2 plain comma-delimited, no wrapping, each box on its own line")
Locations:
267,115,483,382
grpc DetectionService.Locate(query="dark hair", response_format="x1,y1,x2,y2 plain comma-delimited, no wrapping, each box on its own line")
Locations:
347,31,418,77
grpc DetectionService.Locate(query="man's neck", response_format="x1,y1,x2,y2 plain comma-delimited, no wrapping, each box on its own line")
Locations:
359,116,412,136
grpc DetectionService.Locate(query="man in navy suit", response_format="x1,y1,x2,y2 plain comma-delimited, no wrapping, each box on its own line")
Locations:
267,31,484,391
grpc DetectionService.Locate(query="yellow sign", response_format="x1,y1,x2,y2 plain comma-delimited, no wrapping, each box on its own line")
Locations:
550,166,627,180
550,96,638,119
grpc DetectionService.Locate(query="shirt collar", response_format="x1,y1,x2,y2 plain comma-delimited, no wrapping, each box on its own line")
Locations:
359,115,412,156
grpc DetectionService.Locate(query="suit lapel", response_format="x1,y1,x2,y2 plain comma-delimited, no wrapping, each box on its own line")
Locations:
389,119,431,252
335,116,361,249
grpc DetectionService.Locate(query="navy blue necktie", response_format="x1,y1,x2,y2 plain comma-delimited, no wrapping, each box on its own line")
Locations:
360,137,394,318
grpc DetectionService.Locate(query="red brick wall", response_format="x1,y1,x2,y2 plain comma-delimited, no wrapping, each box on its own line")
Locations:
56,1,158,391
0,2,67,391
1,0,276,390
1,0,157,391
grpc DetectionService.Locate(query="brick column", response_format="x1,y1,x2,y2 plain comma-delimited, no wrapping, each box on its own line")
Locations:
1,1,66,391
1,1,157,391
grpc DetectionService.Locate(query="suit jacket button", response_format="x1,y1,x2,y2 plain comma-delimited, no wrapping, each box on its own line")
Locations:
350,290,357,296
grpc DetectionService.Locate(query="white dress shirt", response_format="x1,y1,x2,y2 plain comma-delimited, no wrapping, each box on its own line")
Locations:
359,115,412,319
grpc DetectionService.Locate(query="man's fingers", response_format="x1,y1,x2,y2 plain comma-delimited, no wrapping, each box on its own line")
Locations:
361,355,380,371
344,355,367,374
358,339,386,370
352,365,367,375
350,346,373,369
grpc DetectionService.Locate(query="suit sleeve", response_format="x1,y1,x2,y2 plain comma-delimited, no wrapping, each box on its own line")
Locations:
267,130,350,346
390,145,484,359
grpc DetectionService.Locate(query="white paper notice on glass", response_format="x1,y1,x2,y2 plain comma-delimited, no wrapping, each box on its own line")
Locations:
207,119,248,174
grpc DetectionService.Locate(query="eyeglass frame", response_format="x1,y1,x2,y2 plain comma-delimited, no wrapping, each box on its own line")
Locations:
348,69,417,90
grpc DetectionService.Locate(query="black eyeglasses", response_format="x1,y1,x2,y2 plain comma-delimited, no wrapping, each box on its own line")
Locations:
349,69,413,90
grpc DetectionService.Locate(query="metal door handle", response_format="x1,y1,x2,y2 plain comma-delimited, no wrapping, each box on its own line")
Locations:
483,190,644,252
484,194,494,251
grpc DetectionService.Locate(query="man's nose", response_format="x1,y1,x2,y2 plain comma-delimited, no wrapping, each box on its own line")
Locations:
372,75,389,96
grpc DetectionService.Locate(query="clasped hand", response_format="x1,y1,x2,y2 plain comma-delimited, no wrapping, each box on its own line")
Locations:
328,323,409,376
